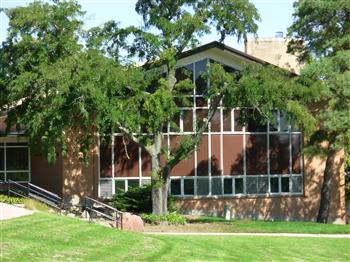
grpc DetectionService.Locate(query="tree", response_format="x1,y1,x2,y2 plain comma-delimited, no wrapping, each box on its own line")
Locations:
86,0,262,215
287,0,350,223
0,1,122,163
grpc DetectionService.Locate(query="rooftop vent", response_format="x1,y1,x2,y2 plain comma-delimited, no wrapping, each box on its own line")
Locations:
275,31,284,38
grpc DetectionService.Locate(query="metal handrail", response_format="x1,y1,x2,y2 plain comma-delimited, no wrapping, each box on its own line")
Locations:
28,182,61,200
83,196,123,229
7,180,62,208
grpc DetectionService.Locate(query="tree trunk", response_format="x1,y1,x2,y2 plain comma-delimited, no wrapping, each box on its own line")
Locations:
150,133,169,215
317,141,337,223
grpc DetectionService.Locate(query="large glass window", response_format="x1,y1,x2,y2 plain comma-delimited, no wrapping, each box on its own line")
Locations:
0,143,30,182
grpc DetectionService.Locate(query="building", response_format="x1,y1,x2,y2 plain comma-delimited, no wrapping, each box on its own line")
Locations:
0,41,346,223
245,34,303,74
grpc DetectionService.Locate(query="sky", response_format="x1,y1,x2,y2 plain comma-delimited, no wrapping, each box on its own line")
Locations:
0,0,296,51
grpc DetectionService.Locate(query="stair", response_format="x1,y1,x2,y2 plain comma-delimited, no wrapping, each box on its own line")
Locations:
6,180,124,229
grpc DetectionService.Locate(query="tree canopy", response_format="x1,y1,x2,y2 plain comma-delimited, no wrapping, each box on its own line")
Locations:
287,0,350,223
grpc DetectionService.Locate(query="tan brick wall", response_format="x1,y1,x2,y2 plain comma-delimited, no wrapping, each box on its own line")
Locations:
245,38,303,74
61,131,99,205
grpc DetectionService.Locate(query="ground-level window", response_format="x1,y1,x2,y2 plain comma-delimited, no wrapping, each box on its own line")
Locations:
0,143,30,182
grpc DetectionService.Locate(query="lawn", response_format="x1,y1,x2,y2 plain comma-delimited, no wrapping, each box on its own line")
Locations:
145,216,350,234
1,213,350,262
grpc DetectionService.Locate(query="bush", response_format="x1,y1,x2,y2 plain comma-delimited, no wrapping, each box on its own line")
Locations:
141,213,186,225
110,184,177,214
0,194,24,205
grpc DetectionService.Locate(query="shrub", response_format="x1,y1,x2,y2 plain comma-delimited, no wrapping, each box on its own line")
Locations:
141,213,186,225
0,194,24,205
110,184,177,214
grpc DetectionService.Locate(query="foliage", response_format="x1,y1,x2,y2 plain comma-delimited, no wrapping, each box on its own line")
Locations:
110,185,177,214
0,194,24,205
141,212,186,225
287,0,350,222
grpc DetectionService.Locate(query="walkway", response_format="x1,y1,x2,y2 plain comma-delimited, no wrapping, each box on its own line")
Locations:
144,232,350,238
0,202,34,220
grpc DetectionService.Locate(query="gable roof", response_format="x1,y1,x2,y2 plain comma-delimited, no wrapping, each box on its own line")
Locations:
178,41,269,65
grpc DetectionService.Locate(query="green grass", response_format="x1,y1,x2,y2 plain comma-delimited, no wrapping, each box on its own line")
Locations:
1,213,350,262
184,216,350,234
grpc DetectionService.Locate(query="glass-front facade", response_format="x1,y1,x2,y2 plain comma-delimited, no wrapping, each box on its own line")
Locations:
98,58,303,198
0,143,30,182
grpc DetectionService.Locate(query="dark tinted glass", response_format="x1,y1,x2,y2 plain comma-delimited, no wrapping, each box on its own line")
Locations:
195,59,208,95
6,147,28,170
211,177,222,195
211,110,221,132
115,180,125,193
197,178,209,196
223,109,231,132
234,110,242,131
257,177,269,194
246,177,257,194
270,177,279,193
184,179,194,195
281,177,290,192
224,178,233,194
171,179,181,195
235,178,244,194
0,148,4,171
128,179,139,189
270,134,290,174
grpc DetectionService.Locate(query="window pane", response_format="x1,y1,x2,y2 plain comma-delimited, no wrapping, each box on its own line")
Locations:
235,178,244,194
0,172,4,182
212,177,222,195
270,134,290,174
292,176,302,193
211,135,221,176
270,177,279,193
100,142,112,178
128,179,139,190
197,136,209,176
234,110,242,131
196,109,208,132
245,110,267,132
141,179,151,186
6,172,28,181
115,180,125,194
114,137,139,177
246,177,257,194
169,136,195,176
280,111,290,131
223,135,244,175
6,147,28,171
211,110,221,132
170,113,180,132
281,177,290,193
0,148,4,171
269,111,279,131
224,178,233,194
196,97,207,107
257,177,268,194
171,179,181,195
176,64,193,96
182,110,193,132
197,178,209,196
246,135,267,175
184,179,194,195
195,59,208,95
100,180,113,198
223,109,231,132
292,135,301,174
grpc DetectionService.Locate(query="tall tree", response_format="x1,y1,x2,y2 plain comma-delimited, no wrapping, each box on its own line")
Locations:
87,0,261,215
288,0,350,223
0,0,121,163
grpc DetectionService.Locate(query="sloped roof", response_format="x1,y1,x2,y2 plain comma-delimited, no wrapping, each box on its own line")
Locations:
179,41,269,65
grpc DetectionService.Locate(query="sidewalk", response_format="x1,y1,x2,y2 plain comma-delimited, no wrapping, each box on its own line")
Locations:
144,232,350,238
0,202,34,220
